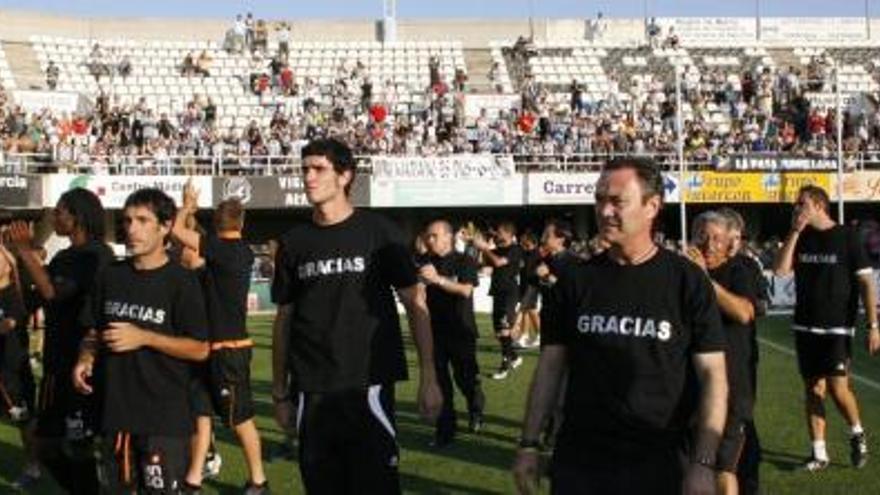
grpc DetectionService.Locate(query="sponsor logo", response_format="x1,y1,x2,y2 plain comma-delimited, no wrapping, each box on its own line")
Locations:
577,314,673,341
297,256,366,280
0,176,27,189
222,177,253,205
103,301,167,325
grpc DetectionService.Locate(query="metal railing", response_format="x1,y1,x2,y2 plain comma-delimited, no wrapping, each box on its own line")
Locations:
2,150,880,176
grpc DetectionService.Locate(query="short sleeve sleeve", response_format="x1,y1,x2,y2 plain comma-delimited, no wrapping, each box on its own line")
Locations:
271,239,295,305
377,220,418,289
173,272,208,341
685,266,726,354
848,228,873,275
729,261,759,304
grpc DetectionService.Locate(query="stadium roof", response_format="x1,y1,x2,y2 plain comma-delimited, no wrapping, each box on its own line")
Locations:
1,0,876,20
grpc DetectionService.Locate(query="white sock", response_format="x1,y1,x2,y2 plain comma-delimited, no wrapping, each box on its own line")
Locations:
813,440,829,461
852,424,864,436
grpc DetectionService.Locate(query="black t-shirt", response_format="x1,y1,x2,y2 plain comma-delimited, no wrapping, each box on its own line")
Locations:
81,260,208,436
794,225,872,333
543,248,725,464
201,235,254,342
425,252,479,339
539,250,582,341
519,247,541,294
708,258,758,421
733,254,764,371
44,240,114,375
489,243,522,296
0,284,28,368
271,210,418,392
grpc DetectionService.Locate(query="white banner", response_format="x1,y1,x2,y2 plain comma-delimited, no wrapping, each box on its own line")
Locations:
44,174,213,208
13,90,85,114
526,172,681,205
730,155,838,171
371,154,516,180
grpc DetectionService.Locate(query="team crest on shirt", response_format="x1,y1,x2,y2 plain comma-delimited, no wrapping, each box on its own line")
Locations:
577,314,673,341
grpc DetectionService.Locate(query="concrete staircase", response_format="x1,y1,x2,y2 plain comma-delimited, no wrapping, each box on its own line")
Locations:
463,48,495,93
2,41,45,90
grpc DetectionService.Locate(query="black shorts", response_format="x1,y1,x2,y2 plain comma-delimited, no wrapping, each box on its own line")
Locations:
189,364,215,419
98,432,189,494
717,419,746,473
209,346,255,427
492,292,518,333
794,332,852,379
36,370,98,440
551,452,685,495
519,286,539,311
298,384,400,495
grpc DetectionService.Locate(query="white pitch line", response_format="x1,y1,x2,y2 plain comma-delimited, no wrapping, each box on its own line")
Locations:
758,337,880,392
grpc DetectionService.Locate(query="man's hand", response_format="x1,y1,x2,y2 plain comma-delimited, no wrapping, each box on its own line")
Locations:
183,178,200,212
512,449,541,495
867,327,880,356
418,264,440,285
685,246,707,271
417,374,443,421
103,322,152,353
535,263,550,279
472,237,491,251
0,318,15,334
72,360,94,395
6,221,35,252
683,463,716,495
273,397,296,432
791,207,810,234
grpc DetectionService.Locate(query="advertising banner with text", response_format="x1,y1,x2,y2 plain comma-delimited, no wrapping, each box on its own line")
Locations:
43,175,213,208
0,174,43,208
212,175,370,208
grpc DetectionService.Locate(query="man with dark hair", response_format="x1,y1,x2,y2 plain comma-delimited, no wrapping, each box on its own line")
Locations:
419,219,485,448
73,188,210,493
8,188,113,495
514,158,728,495
687,211,758,495
172,184,268,494
515,231,541,349
271,138,442,493
473,221,524,380
774,184,880,471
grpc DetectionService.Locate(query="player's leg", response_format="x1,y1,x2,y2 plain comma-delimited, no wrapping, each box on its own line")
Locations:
213,348,268,489
432,339,456,446
185,416,212,487
350,384,401,495
795,332,830,470
135,435,189,494
298,391,346,493
449,335,485,433
825,337,867,468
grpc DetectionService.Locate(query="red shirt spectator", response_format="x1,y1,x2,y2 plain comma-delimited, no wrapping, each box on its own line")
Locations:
256,74,270,94
72,116,89,135
369,104,387,124
280,67,293,90
808,111,826,136
517,111,536,134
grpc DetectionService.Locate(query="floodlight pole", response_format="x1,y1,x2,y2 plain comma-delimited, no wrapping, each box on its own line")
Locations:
675,66,687,247
755,0,761,42
836,68,845,223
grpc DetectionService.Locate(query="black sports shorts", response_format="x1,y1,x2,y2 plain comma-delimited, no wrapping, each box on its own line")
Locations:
519,285,539,311
189,363,215,419
491,292,518,333
99,432,188,494
794,332,852,379
209,346,255,427
297,384,400,494
551,451,685,495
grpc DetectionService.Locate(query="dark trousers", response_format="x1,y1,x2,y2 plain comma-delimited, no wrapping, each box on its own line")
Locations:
298,385,400,495
737,419,762,495
434,334,484,441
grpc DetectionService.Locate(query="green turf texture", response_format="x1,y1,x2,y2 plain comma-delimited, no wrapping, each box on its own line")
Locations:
2,314,880,494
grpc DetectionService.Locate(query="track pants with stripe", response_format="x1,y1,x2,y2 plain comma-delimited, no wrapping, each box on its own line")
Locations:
297,384,400,495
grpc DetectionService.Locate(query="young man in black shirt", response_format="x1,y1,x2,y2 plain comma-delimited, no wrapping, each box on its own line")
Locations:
419,219,485,447
687,211,758,495
172,184,268,493
72,188,210,493
271,138,442,494
514,157,728,495
515,231,541,349
473,221,524,380
774,185,880,471
8,188,113,494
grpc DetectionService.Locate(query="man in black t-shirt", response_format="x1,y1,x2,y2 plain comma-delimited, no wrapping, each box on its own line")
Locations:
419,219,485,447
719,207,765,495
774,185,880,472
687,211,758,495
172,185,268,494
73,188,210,493
271,138,442,494
514,158,728,495
8,188,113,495
473,221,524,380
515,231,541,349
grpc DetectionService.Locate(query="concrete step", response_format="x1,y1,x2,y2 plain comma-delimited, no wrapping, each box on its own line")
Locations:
463,48,497,93
2,41,46,90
